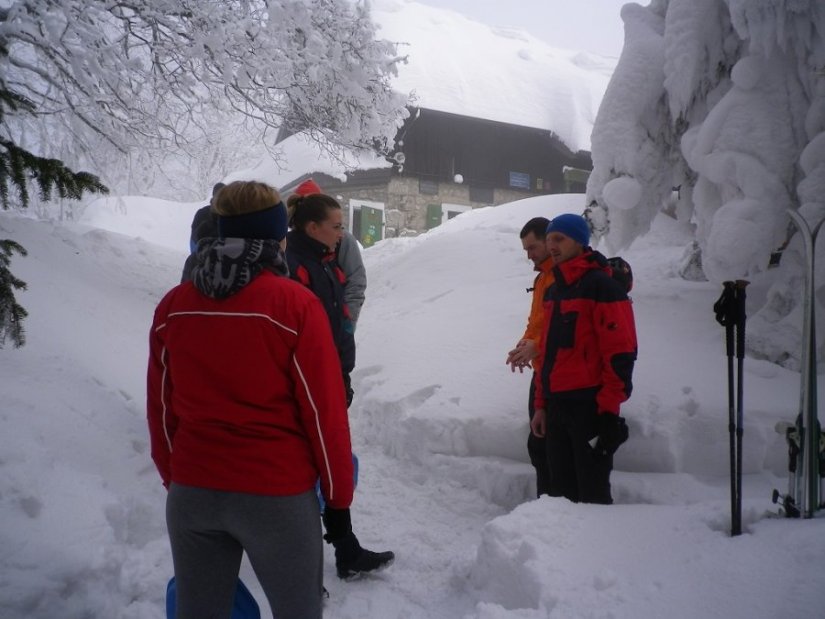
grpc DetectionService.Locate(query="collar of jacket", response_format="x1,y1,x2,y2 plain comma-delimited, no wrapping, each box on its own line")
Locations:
553,249,609,288
287,229,335,261
534,255,555,274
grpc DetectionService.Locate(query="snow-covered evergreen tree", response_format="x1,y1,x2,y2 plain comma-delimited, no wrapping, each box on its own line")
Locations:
586,0,825,368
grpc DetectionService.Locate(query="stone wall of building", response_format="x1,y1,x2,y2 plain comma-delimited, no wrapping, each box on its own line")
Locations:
385,178,535,235
330,176,537,237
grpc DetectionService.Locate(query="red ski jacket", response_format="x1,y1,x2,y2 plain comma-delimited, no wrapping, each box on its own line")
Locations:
533,250,637,414
147,270,354,509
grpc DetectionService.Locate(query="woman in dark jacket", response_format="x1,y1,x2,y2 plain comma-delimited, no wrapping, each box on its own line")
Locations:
148,181,353,618
286,194,355,401
286,193,394,580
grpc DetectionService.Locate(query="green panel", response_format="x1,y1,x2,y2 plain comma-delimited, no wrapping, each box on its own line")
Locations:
563,167,591,192
360,206,383,247
426,203,442,230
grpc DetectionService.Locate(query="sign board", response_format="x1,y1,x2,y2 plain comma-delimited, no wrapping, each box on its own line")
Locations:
509,171,530,190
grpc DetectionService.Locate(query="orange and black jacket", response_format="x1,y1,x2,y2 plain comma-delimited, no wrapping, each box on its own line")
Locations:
533,250,637,415
521,256,555,369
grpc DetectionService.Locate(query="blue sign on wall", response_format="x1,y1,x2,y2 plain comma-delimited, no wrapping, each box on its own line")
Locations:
509,171,530,190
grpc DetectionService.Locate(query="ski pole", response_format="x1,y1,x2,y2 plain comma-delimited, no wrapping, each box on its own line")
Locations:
714,281,737,535
733,280,749,536
819,427,825,509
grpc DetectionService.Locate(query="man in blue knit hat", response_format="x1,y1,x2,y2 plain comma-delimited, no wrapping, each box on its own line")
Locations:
530,213,637,504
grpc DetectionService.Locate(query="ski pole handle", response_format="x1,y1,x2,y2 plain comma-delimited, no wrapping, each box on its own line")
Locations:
734,280,749,360
714,281,737,356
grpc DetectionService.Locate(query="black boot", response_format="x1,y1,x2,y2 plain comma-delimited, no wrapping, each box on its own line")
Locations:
332,532,395,580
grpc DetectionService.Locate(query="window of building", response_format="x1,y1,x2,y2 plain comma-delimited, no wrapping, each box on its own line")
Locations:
469,185,494,204
419,179,439,195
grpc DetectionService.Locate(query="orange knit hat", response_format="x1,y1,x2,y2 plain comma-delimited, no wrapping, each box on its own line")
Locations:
295,178,323,196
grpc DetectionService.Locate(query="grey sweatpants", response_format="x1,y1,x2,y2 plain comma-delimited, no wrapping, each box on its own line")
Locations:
166,483,323,619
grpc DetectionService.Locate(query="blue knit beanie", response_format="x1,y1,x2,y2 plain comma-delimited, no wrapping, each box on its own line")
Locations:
546,214,590,247
218,201,288,241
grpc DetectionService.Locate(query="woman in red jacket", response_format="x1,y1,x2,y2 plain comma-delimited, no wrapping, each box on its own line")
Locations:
147,181,354,619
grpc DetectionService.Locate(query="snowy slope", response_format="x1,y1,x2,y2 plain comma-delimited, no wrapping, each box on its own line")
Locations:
1,194,823,618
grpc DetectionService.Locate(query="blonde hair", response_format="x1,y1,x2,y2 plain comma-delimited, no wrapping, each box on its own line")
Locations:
212,181,281,217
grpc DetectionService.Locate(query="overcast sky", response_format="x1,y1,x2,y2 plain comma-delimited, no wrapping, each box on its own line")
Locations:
414,0,629,58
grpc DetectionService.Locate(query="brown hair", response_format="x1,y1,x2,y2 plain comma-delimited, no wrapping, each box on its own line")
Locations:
289,194,341,231
212,181,281,217
520,217,550,239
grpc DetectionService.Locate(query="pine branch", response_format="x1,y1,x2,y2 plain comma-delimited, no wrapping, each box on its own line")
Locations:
0,239,28,348
0,138,108,210
0,73,108,348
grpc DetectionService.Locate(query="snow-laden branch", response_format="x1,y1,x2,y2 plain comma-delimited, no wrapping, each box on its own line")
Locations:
0,0,409,158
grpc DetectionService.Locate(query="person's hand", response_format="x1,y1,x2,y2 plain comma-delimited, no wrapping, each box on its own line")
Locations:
530,408,546,438
593,414,629,456
506,340,538,373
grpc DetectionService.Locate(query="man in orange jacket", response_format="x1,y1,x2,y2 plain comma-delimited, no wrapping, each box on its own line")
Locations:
506,217,555,497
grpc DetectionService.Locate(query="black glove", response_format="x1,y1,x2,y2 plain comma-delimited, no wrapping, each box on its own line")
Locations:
343,374,354,407
322,507,353,543
594,414,629,456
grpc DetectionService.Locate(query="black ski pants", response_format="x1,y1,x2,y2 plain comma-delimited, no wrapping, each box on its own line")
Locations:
544,394,613,504
527,377,552,497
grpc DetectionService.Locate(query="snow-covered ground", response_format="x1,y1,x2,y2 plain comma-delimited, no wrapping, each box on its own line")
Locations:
1,193,824,618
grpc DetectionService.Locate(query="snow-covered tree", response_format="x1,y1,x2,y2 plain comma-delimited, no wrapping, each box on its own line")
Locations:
586,0,825,368
73,108,272,203
0,0,409,204
0,0,409,345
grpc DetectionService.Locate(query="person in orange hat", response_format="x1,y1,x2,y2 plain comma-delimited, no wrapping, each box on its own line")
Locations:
285,191,394,580
289,178,367,329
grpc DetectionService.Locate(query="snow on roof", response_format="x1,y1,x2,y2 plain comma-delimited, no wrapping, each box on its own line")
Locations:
228,1,619,189
224,133,391,190
373,0,617,152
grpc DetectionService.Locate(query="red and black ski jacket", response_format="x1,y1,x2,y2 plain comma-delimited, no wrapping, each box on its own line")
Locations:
533,250,637,415
286,230,355,376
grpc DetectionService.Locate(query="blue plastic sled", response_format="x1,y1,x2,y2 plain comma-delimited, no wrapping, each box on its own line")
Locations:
316,453,359,512
166,576,260,619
